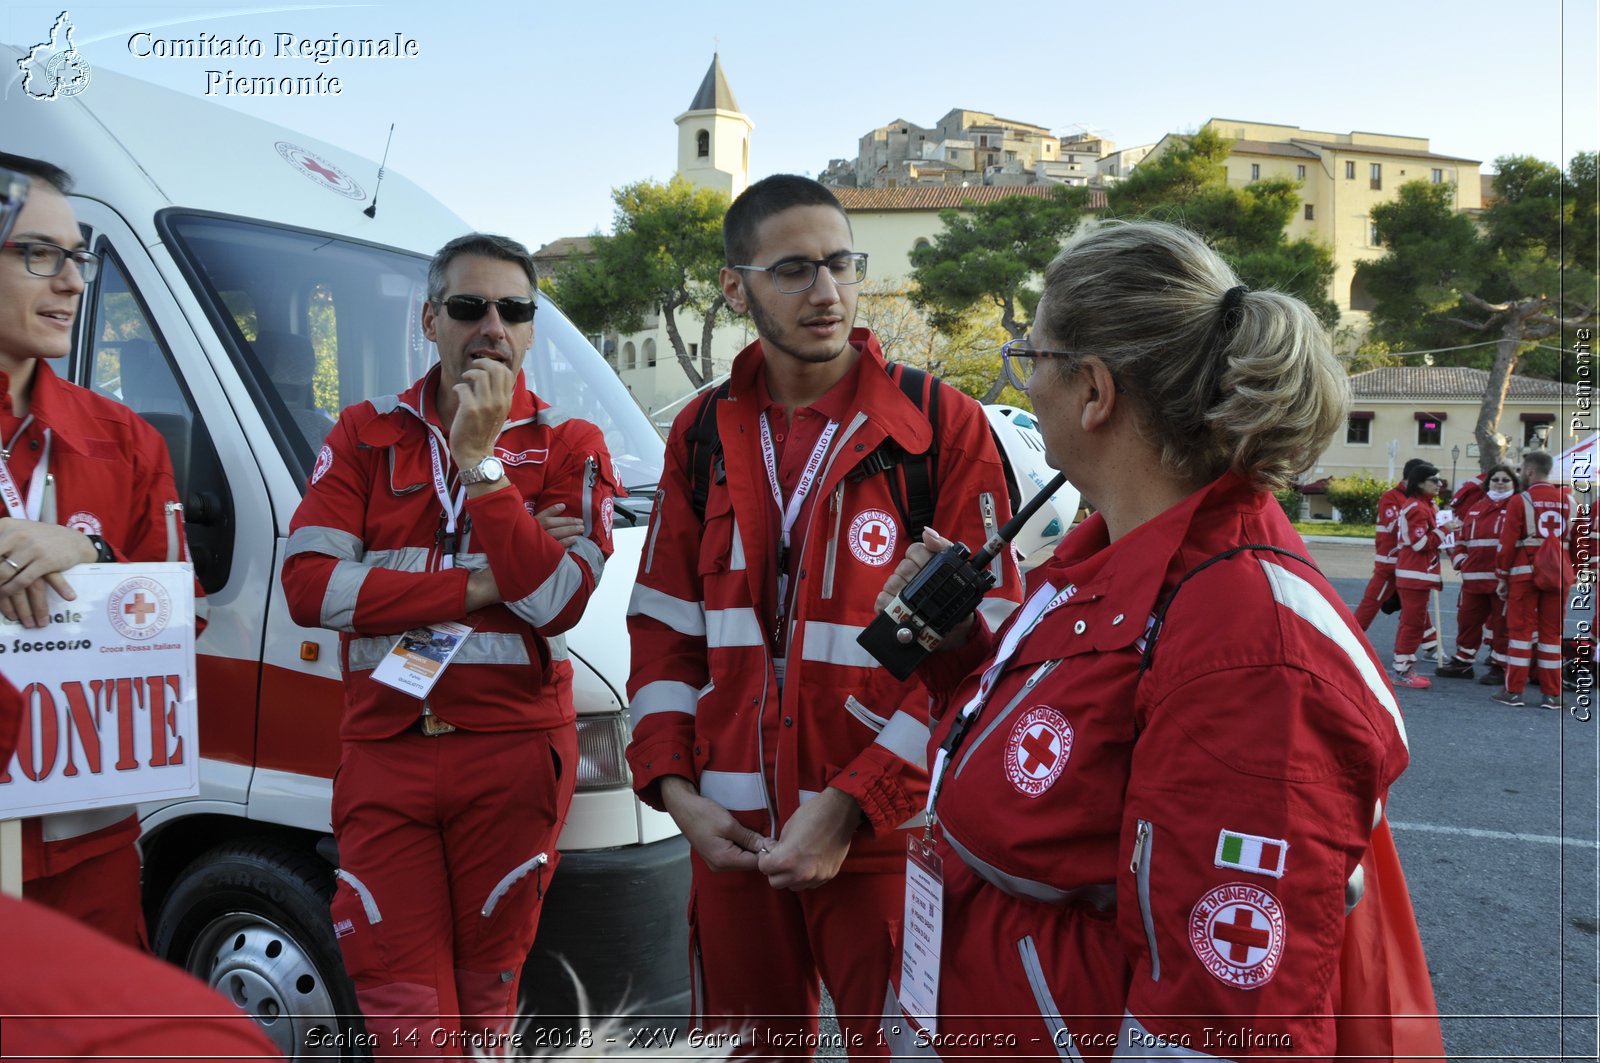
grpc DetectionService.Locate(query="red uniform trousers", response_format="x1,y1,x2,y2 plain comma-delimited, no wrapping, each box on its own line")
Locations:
1453,589,1509,665
688,852,900,1060
1504,583,1567,696
1394,586,1436,665
24,842,147,951
1356,562,1436,647
330,726,576,1060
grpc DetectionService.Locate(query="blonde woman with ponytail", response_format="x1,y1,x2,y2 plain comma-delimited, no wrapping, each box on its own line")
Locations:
879,220,1440,1059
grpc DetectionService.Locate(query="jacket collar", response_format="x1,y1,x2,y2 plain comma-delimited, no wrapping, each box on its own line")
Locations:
3,361,91,456
727,327,932,455
393,364,542,430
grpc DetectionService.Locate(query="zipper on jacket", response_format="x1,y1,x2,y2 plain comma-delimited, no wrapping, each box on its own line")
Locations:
581,457,599,536
1130,818,1160,982
821,483,845,599
1016,935,1082,1061
482,852,549,918
164,500,183,562
979,492,999,578
643,487,667,574
844,694,890,732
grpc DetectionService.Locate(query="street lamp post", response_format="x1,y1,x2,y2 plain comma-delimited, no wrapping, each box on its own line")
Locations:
1450,444,1461,492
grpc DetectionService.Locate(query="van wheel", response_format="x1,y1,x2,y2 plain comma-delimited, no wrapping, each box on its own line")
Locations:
152,840,366,1060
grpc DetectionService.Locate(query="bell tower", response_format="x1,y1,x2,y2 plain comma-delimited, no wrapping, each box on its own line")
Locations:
675,54,753,200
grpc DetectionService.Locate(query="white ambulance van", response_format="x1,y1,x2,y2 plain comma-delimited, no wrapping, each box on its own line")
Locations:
2,48,687,1057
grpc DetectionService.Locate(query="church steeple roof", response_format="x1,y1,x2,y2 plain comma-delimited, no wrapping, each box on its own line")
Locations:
687,53,741,113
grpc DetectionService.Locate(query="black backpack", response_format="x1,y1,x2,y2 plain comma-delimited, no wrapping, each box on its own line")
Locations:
685,363,943,537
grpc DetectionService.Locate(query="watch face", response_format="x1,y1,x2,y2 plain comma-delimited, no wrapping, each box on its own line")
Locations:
479,457,504,482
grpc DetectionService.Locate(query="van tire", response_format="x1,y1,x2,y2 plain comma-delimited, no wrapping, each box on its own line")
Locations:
152,840,367,1060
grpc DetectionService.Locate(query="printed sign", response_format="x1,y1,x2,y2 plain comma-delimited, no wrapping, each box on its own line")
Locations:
0,564,198,819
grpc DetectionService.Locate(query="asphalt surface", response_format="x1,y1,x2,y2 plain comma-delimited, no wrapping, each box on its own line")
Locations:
817,539,1600,1062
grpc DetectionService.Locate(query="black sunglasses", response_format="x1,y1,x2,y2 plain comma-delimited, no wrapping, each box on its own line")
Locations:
441,294,535,324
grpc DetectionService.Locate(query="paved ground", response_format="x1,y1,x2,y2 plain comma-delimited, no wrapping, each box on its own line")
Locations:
816,537,1599,1062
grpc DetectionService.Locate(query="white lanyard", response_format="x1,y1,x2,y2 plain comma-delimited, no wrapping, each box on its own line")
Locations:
0,419,52,522
426,432,467,571
759,413,837,626
925,579,1076,819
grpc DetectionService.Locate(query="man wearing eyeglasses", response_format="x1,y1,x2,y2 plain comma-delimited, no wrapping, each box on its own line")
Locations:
282,233,618,1054
626,175,1021,1056
0,153,192,949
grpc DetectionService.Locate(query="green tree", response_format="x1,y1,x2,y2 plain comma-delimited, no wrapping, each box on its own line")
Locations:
1359,153,1598,469
546,177,731,388
1108,127,1339,324
907,185,1088,401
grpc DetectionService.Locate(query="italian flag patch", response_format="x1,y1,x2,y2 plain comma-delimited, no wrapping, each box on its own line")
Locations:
1214,829,1288,878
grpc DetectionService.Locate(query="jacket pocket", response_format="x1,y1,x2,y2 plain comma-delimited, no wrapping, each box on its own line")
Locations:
697,507,735,577
844,693,891,733
1016,935,1084,1061
1130,818,1160,982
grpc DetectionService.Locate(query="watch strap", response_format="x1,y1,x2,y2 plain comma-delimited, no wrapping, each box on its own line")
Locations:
85,534,116,563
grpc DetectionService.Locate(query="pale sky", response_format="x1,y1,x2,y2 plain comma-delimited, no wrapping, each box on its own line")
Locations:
4,0,1595,252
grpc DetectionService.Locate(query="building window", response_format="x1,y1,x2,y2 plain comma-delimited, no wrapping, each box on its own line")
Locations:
1431,168,1444,184
1296,164,1307,180
1250,163,1260,180
1304,204,1314,221
696,130,709,158
1368,219,1381,246
1416,416,1443,447
1370,163,1382,190
1345,161,1356,179
1524,419,1553,447
622,341,636,371
687,343,697,360
643,338,657,368
1347,415,1372,445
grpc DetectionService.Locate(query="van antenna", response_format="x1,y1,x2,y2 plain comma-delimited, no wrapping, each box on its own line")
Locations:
363,124,395,219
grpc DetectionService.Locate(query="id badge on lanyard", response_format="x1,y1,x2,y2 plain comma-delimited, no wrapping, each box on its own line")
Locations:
898,834,945,1035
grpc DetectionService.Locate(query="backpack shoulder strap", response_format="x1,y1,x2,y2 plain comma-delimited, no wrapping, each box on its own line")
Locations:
686,381,730,524
875,363,942,538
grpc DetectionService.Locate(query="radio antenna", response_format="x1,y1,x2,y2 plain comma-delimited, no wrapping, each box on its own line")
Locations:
362,124,395,219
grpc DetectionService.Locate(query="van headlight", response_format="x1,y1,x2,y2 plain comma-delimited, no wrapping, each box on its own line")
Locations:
575,712,631,790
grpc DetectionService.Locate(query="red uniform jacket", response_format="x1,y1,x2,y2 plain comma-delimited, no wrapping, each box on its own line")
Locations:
282,367,616,739
1451,484,1511,593
917,474,1410,1058
1373,483,1407,566
1496,480,1576,585
2,363,191,879
625,330,1022,872
1393,494,1442,588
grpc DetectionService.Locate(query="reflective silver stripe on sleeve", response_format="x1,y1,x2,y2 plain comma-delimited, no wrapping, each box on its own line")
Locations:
630,680,700,721
362,546,432,572
798,621,881,669
1258,559,1408,751
874,711,930,768
1115,1013,1236,1060
944,826,1115,910
1017,935,1083,1061
1461,572,1498,582
286,525,364,560
347,631,531,672
334,869,383,925
322,560,370,631
978,596,1019,630
509,554,587,628
40,806,131,842
706,607,764,649
628,586,707,637
1465,538,1500,547
546,633,569,661
698,770,767,811
569,536,606,583
1509,565,1534,576
729,516,746,571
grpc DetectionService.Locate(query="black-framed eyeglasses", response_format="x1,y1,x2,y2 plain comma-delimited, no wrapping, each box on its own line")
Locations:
1000,337,1083,392
440,294,536,324
3,240,100,282
733,252,868,294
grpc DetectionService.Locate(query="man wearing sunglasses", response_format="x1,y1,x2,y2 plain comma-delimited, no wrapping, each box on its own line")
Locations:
0,153,193,948
626,175,1021,1056
283,232,618,1053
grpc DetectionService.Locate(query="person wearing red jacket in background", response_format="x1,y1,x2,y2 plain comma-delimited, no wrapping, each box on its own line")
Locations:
1436,465,1520,682
1492,450,1576,709
1355,459,1438,654
282,232,616,1057
0,675,282,1061
0,152,193,949
1391,463,1445,688
876,220,1435,1060
625,175,1021,1058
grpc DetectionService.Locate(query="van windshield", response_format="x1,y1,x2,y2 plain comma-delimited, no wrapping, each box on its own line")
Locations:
164,214,664,499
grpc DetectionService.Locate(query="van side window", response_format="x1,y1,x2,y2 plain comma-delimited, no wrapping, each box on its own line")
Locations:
87,246,236,593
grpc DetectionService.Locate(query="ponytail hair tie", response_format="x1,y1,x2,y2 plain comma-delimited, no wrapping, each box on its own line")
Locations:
1218,285,1249,332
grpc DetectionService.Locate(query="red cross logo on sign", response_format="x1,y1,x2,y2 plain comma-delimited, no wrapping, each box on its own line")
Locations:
1189,883,1287,989
124,593,157,625
848,508,898,567
108,576,173,641
1004,707,1073,797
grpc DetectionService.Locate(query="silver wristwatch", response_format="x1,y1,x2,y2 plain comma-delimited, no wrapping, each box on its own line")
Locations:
458,455,505,485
